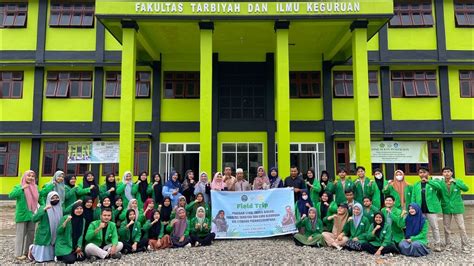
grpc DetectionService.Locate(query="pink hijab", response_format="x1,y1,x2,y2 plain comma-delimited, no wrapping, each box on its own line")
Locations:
211,172,226,191
22,170,39,212
253,166,270,190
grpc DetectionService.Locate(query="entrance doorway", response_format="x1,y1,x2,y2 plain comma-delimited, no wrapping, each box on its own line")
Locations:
159,143,200,182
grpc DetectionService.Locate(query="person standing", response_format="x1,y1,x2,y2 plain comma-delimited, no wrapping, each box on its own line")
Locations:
332,168,354,205
383,170,412,210
268,167,283,189
9,170,39,260
439,167,470,252
410,167,443,252
162,171,183,208
40,170,65,206
353,166,376,207
234,168,251,191
284,166,307,202
223,167,237,191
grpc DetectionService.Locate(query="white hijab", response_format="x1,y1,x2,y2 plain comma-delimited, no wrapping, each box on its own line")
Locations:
122,171,133,201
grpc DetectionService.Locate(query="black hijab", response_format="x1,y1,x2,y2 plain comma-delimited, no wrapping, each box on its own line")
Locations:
137,171,149,204
374,169,385,207
105,174,117,205
373,212,385,237
305,168,316,185
82,196,94,225
152,173,163,204
320,191,333,219
148,210,162,239
319,171,330,197
82,172,99,200
65,175,76,188
71,202,84,249
160,197,172,222
126,209,136,241
101,196,112,210
114,196,124,223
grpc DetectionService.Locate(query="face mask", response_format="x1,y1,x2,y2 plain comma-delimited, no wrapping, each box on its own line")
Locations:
375,174,383,179
395,175,403,181
302,195,308,200
51,200,60,206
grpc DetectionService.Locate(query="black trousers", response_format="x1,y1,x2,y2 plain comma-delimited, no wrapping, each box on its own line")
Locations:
57,252,86,264
190,233,216,246
361,243,399,255
122,238,149,254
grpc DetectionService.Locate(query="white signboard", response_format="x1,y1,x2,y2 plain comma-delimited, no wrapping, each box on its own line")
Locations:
68,141,120,164
349,141,429,164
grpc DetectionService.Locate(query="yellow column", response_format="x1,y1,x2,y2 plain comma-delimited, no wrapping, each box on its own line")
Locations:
199,22,213,176
119,21,137,175
351,21,372,176
275,22,291,178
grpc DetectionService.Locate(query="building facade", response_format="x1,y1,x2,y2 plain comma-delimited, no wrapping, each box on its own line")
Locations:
0,0,473,198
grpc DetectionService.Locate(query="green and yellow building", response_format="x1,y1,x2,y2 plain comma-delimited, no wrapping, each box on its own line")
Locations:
0,0,473,198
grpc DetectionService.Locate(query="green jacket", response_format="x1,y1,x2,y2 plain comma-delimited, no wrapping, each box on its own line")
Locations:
331,179,354,205
39,183,54,206
118,220,142,243
85,220,119,247
166,219,190,237
65,185,89,209
439,179,469,214
381,207,405,243
401,218,429,246
55,215,86,257
371,180,388,210
411,179,443,214
185,201,211,219
142,220,165,239
310,180,335,204
383,183,413,210
354,177,376,205
320,202,338,232
99,184,116,201
363,205,379,222
132,182,152,210
32,206,53,246
119,209,145,225
295,217,323,237
342,216,370,243
75,183,93,201
366,223,394,247
190,217,212,237
115,182,130,207
9,185,37,222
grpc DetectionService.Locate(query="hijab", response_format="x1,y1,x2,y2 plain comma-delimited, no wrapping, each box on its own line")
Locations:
46,191,63,245
160,197,173,222
393,170,410,210
64,175,75,188
211,172,226,191
352,203,363,228
105,174,117,205
308,207,318,230
137,172,149,203
143,198,154,220
122,171,133,201
305,168,316,184
195,172,208,191
320,191,333,219
333,204,349,236
374,170,385,205
193,193,206,211
372,212,385,237
21,170,39,212
172,207,188,237
165,171,182,193
296,189,313,217
82,172,99,199
71,202,84,249
253,166,270,190
100,196,112,210
196,206,206,226
268,167,281,188
127,199,139,222
182,170,195,191
151,173,163,204
319,170,330,197
51,170,65,203
148,210,162,239
405,203,426,239
82,196,94,225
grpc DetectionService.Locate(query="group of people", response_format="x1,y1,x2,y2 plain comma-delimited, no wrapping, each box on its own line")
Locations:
291,166,470,258
9,164,470,263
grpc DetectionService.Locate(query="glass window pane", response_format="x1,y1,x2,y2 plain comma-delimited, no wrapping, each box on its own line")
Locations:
249,153,263,181
301,144,317,151
45,81,57,96
56,142,67,151
138,83,150,97
1,82,10,97
254,108,264,119
369,83,379,96
237,143,248,152
57,81,69,97
311,83,320,96
222,144,236,152
346,82,354,96
222,153,236,172
237,153,249,180
423,13,433,25
392,81,403,97
460,81,471,97
290,144,299,152
318,143,325,152
403,81,416,96
12,82,22,97
4,13,15,26
43,153,53,174
105,82,116,97
249,143,262,152
175,82,184,97
0,154,5,175
334,81,345,96
7,154,18,176
412,13,423,25
290,83,297,97
71,12,82,25
168,144,183,152
70,81,80,97
14,13,26,26
9,142,19,151
186,144,200,152
427,80,438,96
300,83,309,96
59,12,72,26
82,13,93,26
231,109,241,119
415,80,428,95
56,154,66,171
467,153,474,174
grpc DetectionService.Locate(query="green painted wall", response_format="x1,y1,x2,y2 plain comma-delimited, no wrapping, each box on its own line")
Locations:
0,2,38,50
290,132,325,142
105,31,122,51
367,33,379,51
449,66,474,120
217,132,268,172
444,1,474,51
0,139,31,195
0,67,34,121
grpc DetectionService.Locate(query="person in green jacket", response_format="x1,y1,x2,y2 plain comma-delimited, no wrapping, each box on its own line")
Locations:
398,203,430,257
361,212,399,256
332,168,354,205
99,173,117,206
353,166,376,206
119,198,146,225
410,167,443,251
343,188,359,216
189,206,216,246
39,170,65,206
10,170,39,260
77,171,99,204
170,196,188,220
84,208,123,261
362,196,379,221
440,167,471,252
185,192,211,218
381,195,405,244
383,170,413,210
322,204,350,249
28,191,63,263
143,210,171,250
94,196,115,221
167,207,191,248
310,171,335,202
119,209,148,254
315,191,337,232
116,171,134,209
133,171,152,210
342,203,370,251
293,207,325,247
371,169,388,210
55,203,87,264
64,175,90,210
113,197,125,227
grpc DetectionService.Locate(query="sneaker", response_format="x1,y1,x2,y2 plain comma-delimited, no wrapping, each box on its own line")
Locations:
147,245,153,251
54,256,58,262
15,255,27,261
195,242,201,247
185,243,192,248
434,245,442,252
111,252,122,259
444,244,453,251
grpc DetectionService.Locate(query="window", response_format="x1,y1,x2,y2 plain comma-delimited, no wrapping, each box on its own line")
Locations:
335,141,383,175
464,141,474,175
459,70,474,98
0,3,27,28
49,1,94,28
105,71,151,98
222,143,263,183
159,143,200,182
0,71,23,98
333,71,379,98
275,143,326,176
0,142,19,176
164,72,199,98
290,72,321,98
43,142,89,176
389,0,434,27
454,0,474,27
102,163,119,176
391,71,438,97
46,71,92,98
396,141,442,175
134,141,149,175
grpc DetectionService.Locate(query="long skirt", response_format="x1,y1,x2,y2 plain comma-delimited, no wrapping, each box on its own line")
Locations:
171,236,191,248
190,233,216,246
398,240,430,257
361,243,399,255
345,239,363,251
293,233,325,247
29,244,54,262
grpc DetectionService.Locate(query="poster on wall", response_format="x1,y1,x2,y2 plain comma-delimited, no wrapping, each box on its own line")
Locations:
210,188,297,239
68,141,119,164
349,141,429,163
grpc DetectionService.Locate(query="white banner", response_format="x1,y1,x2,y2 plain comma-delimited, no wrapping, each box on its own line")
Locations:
349,141,429,164
68,141,120,164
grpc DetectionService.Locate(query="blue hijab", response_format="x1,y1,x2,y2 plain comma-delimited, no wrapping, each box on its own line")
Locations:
296,189,313,217
165,171,182,193
268,167,280,185
405,203,426,239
